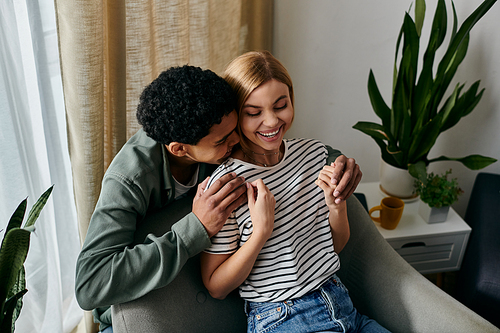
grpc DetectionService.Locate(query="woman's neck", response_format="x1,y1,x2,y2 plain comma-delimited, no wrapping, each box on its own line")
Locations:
238,141,285,167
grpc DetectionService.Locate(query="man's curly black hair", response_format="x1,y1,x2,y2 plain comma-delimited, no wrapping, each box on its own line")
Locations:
137,65,236,145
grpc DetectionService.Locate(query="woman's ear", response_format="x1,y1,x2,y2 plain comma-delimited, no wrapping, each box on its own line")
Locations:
166,142,188,157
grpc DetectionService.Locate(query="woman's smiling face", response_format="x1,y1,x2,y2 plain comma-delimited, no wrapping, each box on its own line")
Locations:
240,79,294,153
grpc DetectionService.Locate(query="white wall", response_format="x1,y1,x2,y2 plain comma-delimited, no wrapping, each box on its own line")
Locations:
274,0,500,217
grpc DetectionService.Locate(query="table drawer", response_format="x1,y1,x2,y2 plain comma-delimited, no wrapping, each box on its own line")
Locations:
387,233,470,274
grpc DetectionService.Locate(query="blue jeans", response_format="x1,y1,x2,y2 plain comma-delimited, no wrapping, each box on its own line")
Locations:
245,275,390,333
100,326,113,333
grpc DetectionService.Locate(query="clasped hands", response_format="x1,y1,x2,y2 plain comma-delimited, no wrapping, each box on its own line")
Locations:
316,155,362,206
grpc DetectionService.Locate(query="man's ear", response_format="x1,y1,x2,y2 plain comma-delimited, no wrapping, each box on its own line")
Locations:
166,142,188,157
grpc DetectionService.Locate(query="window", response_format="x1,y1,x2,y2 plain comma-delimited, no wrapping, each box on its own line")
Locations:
0,0,82,331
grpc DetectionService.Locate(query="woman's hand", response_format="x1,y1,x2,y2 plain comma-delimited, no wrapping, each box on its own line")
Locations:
246,179,276,241
316,163,350,252
200,180,275,300
316,163,344,210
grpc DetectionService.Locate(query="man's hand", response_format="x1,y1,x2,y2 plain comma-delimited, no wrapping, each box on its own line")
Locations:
193,173,247,237
329,156,362,204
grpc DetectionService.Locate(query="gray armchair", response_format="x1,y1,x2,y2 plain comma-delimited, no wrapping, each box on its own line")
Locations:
111,194,498,332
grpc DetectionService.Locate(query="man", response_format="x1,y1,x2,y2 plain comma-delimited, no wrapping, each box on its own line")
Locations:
75,66,361,332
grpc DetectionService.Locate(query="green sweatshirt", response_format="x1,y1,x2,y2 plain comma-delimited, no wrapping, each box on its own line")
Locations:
75,128,342,330
75,129,215,329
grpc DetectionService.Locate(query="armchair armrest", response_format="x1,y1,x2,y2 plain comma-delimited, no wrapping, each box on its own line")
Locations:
339,196,498,332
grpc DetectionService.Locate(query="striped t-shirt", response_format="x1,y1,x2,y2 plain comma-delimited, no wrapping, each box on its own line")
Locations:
204,138,340,303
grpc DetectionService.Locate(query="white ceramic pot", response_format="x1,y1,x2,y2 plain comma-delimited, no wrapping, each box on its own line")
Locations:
379,159,417,199
418,199,450,223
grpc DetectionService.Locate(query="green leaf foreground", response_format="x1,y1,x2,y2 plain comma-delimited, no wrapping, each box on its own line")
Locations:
1,201,26,248
1,185,54,331
25,185,54,228
1,289,27,333
0,229,31,323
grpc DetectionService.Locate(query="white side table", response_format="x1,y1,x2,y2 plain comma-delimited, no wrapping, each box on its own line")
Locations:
356,182,471,274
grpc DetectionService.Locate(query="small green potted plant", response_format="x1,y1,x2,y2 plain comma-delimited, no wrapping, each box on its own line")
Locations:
0,185,53,332
414,170,462,223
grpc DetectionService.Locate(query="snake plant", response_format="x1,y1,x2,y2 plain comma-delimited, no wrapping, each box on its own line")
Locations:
353,0,497,182
0,185,53,332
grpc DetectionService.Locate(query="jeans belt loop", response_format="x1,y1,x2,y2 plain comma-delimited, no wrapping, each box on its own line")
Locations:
244,300,250,316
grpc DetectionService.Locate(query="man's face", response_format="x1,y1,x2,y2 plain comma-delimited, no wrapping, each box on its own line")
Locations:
184,110,240,164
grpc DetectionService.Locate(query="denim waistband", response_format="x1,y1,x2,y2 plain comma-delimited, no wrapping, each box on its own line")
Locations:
244,274,340,314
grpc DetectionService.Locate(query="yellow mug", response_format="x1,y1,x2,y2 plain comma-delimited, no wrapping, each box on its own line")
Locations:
369,197,405,230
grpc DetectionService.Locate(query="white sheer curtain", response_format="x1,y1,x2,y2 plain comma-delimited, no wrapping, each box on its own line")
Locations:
0,0,82,332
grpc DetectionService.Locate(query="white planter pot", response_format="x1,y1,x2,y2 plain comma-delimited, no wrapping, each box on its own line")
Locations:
379,159,417,199
418,199,450,223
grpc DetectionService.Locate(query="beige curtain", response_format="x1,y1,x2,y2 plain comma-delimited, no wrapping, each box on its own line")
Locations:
54,1,272,332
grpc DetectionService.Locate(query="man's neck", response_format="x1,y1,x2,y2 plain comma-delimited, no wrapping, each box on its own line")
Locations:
166,151,199,185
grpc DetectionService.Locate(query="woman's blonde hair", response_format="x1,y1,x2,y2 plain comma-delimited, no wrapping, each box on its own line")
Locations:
223,51,294,152
223,50,294,114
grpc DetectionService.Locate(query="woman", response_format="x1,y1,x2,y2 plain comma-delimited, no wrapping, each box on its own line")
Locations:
201,51,389,333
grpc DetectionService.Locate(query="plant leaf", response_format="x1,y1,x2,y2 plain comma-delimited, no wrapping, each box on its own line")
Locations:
392,14,419,142
401,13,420,78
408,161,428,183
432,33,470,110
407,113,443,163
352,121,392,141
0,229,32,307
414,29,438,128
451,2,458,41
440,81,483,132
432,0,448,51
25,185,54,228
413,0,446,122
385,145,405,167
2,289,27,333
392,47,411,139
367,70,391,127
458,83,484,118
352,122,402,167
1,200,26,249
429,155,497,169
438,83,461,127
415,0,426,36
435,0,497,82
398,96,413,157
393,18,405,94
5,266,26,330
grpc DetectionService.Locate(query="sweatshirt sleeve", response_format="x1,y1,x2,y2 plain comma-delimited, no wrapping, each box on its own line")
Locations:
75,173,211,311
326,145,343,165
